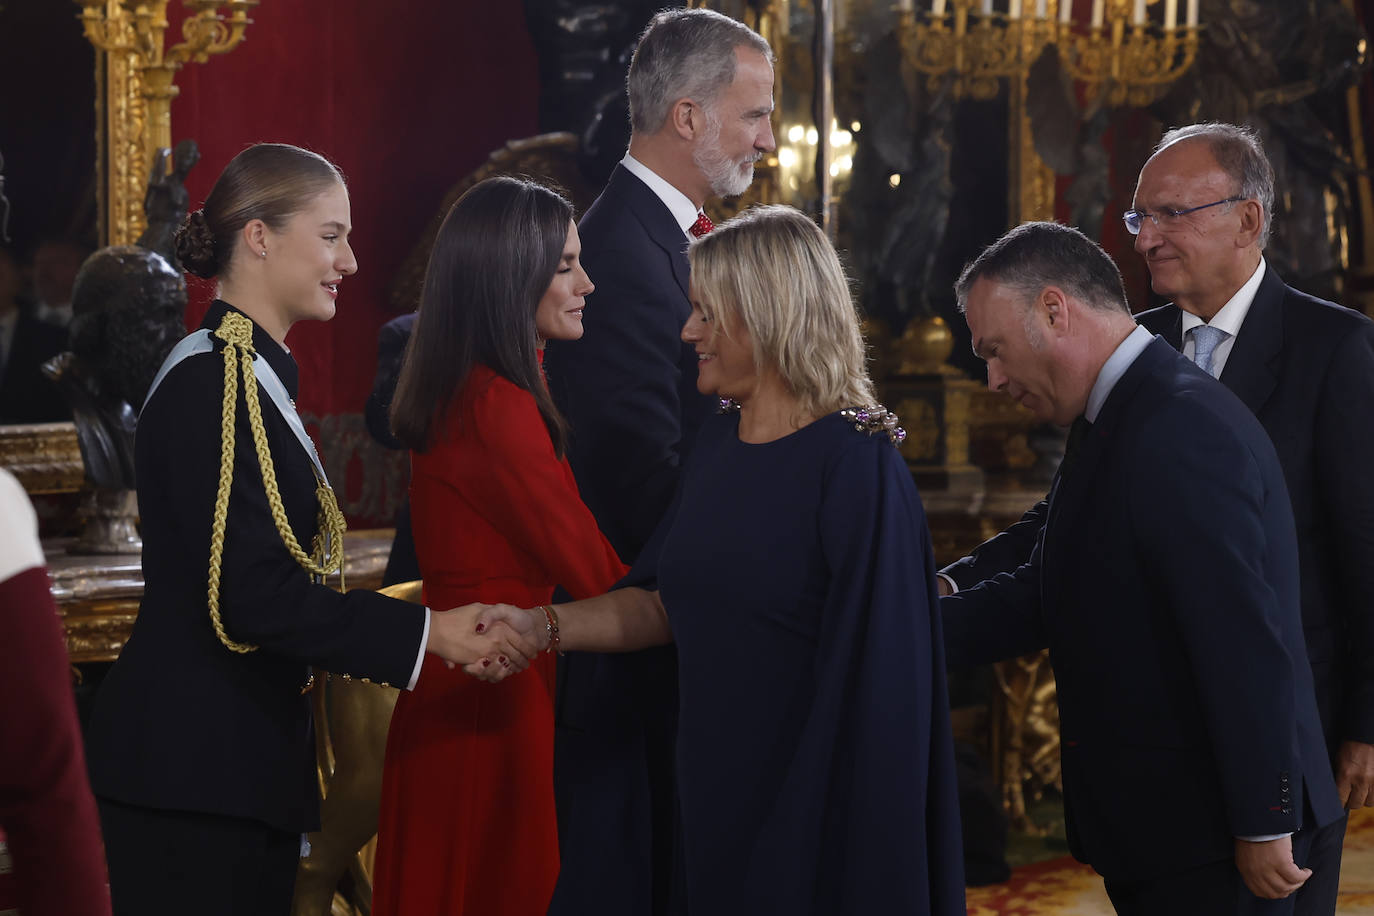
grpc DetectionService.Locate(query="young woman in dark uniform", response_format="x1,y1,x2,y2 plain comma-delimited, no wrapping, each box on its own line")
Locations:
86,143,539,916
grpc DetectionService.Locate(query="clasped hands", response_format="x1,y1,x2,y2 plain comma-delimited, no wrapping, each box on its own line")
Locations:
426,603,548,682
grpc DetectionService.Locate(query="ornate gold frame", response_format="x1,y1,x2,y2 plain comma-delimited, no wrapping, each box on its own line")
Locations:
0,423,84,494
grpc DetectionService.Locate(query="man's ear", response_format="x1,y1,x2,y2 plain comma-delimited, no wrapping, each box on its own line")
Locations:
1235,200,1265,249
1041,286,1070,335
671,98,703,141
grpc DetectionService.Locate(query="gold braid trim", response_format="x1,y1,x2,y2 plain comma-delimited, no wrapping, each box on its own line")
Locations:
206,312,348,654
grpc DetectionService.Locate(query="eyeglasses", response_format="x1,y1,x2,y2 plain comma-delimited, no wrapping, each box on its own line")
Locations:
1122,197,1245,235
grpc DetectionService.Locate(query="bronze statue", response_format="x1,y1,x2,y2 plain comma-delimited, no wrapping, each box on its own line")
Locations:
46,246,187,491
137,139,201,274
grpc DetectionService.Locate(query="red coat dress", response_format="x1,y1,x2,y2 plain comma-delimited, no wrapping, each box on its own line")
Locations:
372,363,627,915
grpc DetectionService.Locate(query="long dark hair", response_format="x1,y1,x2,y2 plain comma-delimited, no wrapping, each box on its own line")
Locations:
175,143,344,279
391,176,573,454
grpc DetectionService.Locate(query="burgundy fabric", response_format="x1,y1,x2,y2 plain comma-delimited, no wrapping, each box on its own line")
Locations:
0,566,111,916
167,2,540,424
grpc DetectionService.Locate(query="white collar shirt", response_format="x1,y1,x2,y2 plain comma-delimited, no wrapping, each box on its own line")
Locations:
1177,258,1266,379
1085,325,1155,423
621,153,702,240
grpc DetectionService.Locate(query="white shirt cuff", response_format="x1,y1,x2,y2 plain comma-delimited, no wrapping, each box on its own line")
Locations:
406,607,431,690
1237,833,1293,843
937,572,959,596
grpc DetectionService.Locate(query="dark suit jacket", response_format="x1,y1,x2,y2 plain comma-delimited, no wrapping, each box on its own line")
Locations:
545,164,713,562
364,313,419,585
542,164,708,915
543,164,713,730
1139,271,1374,753
0,312,69,424
943,337,1343,882
945,268,1374,757
87,301,425,833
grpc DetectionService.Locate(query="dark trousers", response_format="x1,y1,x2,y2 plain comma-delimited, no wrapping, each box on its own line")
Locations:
98,797,299,916
1293,813,1345,916
1104,818,1342,916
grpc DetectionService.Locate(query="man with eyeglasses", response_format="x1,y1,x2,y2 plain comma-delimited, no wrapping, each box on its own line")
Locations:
939,122,1374,916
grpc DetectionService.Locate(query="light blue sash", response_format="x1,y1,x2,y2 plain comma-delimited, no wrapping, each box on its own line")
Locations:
144,328,330,485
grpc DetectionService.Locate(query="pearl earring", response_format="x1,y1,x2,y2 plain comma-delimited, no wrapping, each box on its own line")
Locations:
260,250,267,258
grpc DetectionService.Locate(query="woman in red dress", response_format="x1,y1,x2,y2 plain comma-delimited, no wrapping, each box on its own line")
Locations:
372,176,628,915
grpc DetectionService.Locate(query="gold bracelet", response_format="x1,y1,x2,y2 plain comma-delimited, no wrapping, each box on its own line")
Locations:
539,604,562,655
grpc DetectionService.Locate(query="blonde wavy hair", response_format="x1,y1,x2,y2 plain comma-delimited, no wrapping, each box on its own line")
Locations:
688,205,875,419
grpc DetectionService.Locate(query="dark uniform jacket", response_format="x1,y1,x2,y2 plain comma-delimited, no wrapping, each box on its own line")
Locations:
87,300,424,833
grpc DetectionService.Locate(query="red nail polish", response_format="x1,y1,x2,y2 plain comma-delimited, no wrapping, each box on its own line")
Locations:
499,655,509,666
481,658,490,668
476,622,486,633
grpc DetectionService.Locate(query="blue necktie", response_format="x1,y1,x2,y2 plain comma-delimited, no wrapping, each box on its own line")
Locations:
1191,324,1229,377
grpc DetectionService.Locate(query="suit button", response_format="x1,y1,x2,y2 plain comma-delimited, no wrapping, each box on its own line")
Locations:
1282,806,1293,815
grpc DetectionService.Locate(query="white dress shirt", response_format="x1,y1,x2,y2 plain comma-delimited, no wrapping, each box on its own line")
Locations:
620,153,703,240
1179,259,1266,379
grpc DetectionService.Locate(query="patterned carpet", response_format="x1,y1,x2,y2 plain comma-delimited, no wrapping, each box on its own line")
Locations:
966,807,1374,915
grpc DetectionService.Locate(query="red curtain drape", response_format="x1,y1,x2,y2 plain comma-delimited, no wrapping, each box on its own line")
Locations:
167,2,540,524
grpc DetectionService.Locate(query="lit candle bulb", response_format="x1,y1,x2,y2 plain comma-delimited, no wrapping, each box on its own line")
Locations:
981,0,993,14
1059,0,1073,25
897,0,913,11
1186,0,1197,26
1091,0,1104,27
1036,0,1048,17
1010,0,1022,17
1164,0,1177,29
933,0,947,13
1132,0,1145,23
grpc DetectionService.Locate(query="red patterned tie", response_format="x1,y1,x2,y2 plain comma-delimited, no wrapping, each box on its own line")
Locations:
689,211,715,238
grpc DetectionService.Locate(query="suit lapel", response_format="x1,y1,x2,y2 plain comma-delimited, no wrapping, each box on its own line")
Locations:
609,165,692,300
1043,340,1173,595
1138,305,1184,350
1216,267,1284,416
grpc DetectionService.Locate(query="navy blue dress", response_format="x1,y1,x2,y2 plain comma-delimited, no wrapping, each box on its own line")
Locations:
651,410,966,915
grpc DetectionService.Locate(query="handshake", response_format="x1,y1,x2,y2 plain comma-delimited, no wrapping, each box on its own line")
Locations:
426,603,550,682
422,587,673,682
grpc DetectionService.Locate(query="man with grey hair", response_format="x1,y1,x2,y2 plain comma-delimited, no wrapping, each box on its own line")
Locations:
945,220,1343,914
543,9,774,914
940,122,1374,914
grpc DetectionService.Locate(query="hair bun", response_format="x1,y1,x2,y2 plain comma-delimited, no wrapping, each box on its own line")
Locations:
174,208,219,278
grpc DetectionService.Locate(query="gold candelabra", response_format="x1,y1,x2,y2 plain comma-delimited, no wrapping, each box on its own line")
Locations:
896,0,1200,104
75,0,260,245
1056,0,1200,106
889,0,1199,221
896,2,1056,101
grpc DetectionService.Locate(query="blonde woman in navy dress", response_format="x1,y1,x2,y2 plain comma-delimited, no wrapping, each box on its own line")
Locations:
502,205,966,914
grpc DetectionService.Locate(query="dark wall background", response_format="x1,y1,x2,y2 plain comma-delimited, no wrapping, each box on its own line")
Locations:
0,0,98,256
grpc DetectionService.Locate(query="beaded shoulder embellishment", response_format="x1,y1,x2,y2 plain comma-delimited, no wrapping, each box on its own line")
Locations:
839,405,907,446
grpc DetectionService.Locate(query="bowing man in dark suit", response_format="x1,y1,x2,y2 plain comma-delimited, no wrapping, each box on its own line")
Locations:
542,9,775,913
942,221,1344,915
939,123,1374,915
